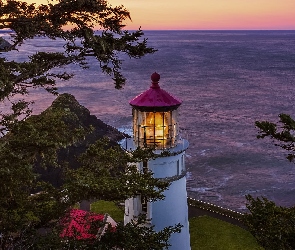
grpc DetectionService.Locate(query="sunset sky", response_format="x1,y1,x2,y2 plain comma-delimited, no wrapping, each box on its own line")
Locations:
109,0,295,30
25,0,295,30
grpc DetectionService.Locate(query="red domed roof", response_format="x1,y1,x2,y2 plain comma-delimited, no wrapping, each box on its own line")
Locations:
129,72,182,111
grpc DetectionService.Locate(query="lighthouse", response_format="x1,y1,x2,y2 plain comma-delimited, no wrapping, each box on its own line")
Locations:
122,72,190,250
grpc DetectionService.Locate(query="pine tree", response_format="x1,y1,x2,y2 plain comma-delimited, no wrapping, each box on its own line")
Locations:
0,1,181,248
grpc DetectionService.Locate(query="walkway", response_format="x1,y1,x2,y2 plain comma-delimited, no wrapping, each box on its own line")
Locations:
188,205,246,229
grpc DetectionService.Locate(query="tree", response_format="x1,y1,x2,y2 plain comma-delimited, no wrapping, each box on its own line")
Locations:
242,114,295,249
244,195,295,250
0,0,181,249
256,114,295,163
0,0,156,133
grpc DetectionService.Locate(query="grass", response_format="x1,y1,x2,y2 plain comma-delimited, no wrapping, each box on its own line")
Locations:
90,202,263,249
189,216,263,250
90,200,124,222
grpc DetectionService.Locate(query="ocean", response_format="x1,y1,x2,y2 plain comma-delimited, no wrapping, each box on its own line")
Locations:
1,30,295,211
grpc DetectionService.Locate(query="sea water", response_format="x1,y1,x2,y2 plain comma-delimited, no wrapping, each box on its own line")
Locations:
1,30,295,211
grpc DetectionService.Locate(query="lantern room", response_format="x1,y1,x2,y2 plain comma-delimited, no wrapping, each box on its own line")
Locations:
129,72,182,150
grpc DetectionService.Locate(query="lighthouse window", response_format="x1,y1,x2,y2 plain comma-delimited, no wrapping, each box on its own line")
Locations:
172,110,178,139
142,161,148,173
177,160,180,175
146,112,168,147
141,196,148,213
134,109,179,149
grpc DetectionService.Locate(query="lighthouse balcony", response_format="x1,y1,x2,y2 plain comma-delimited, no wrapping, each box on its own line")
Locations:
120,137,189,155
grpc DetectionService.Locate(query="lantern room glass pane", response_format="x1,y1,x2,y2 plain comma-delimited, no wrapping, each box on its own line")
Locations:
133,109,179,149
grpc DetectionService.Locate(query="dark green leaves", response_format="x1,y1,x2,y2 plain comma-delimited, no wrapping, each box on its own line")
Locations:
0,1,173,248
244,195,295,250
100,218,182,250
1,0,155,130
65,138,169,202
256,114,295,162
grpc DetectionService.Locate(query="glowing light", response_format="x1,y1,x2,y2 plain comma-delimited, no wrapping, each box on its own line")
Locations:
145,112,168,147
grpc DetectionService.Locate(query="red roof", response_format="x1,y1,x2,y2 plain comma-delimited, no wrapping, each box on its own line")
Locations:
60,209,106,240
129,72,182,109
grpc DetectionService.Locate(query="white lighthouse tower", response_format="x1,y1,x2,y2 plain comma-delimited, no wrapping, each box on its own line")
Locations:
122,72,190,250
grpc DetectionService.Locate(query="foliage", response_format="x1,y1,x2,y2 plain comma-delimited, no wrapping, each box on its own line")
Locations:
0,97,178,248
256,113,295,163
0,0,181,249
0,94,176,248
243,195,295,250
244,114,295,249
189,215,262,250
99,216,182,250
32,215,181,250
64,138,170,203
0,0,156,135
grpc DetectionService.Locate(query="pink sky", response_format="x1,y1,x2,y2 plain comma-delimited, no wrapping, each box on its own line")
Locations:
25,0,295,30
110,0,295,30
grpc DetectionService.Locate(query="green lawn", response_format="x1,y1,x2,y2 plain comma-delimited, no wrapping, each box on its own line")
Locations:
91,200,124,222
189,216,263,250
90,201,263,249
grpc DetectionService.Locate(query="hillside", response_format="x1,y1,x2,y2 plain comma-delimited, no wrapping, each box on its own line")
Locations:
32,93,127,186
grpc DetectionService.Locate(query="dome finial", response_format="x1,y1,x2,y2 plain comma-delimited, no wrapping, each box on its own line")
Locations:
151,72,160,89
151,72,160,83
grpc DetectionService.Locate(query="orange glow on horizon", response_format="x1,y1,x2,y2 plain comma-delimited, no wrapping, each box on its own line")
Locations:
110,0,295,30
21,0,295,30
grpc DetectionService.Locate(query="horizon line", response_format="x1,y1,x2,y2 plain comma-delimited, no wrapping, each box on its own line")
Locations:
1,29,294,33
137,29,295,31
